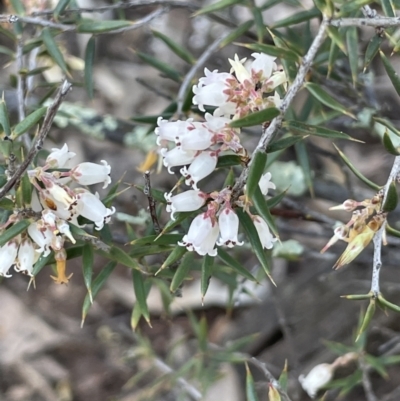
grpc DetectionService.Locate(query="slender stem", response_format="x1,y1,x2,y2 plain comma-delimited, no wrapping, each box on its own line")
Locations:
371,156,400,294
330,17,400,28
176,31,232,116
30,0,198,15
0,7,168,33
0,80,72,200
232,15,329,200
143,171,161,235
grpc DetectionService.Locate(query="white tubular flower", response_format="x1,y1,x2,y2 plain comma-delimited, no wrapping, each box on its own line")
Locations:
0,237,20,277
229,54,250,84
28,222,52,256
155,118,190,145
178,213,218,256
180,123,214,151
259,172,276,196
180,151,218,190
249,53,276,80
264,70,288,92
217,207,243,247
57,220,76,244
46,143,76,168
15,238,36,276
253,216,277,250
46,183,74,208
70,160,111,188
42,209,57,231
75,191,115,230
161,147,197,174
299,363,334,399
193,69,236,115
194,222,219,256
165,190,207,220
204,112,231,131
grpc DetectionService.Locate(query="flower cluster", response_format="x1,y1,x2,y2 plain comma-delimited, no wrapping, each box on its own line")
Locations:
156,53,286,256
0,144,114,283
321,192,386,269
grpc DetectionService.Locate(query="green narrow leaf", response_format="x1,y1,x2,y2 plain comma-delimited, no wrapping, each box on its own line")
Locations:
135,51,182,82
333,144,381,190
356,299,376,342
193,0,242,16
327,26,347,55
82,243,94,303
266,190,287,208
41,28,69,76
0,100,11,137
219,20,254,48
84,36,96,99
131,113,174,124
378,294,400,313
328,40,340,78
382,180,398,212
279,360,288,391
54,0,72,20
245,363,260,401
20,173,32,206
229,107,280,128
271,7,320,28
374,116,400,137
152,30,195,64
346,27,359,86
132,269,151,324
81,261,116,326
383,130,400,155
201,254,214,299
236,209,274,281
295,141,314,197
251,7,265,43
31,251,54,277
267,134,305,153
130,234,183,246
339,0,371,14
9,0,25,14
252,186,279,237
237,42,300,62
246,151,267,198
216,154,243,168
0,220,30,246
217,248,257,282
77,19,132,33
11,107,46,139
131,279,152,330
380,50,400,97
381,0,396,17
305,82,356,119
160,245,188,271
101,245,141,270
364,35,384,71
0,198,15,210
170,252,194,293
284,120,359,141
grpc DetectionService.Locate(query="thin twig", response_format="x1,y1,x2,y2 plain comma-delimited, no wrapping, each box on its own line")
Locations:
0,80,72,200
16,39,32,150
176,31,232,116
30,0,198,16
330,17,400,28
1,7,168,33
232,15,330,201
371,156,400,294
144,171,161,235
248,357,292,401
